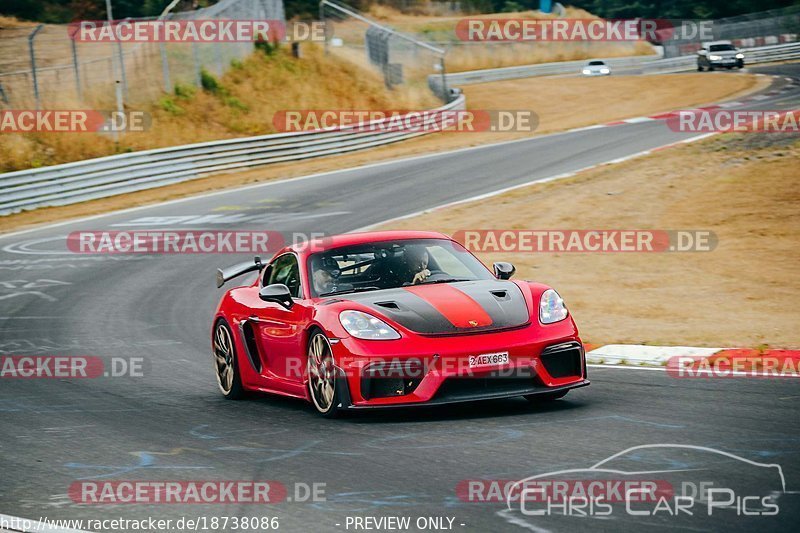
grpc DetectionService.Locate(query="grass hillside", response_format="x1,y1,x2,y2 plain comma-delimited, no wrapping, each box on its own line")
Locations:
0,43,437,172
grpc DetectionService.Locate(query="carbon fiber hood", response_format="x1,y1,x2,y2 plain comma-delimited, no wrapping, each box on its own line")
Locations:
339,280,530,335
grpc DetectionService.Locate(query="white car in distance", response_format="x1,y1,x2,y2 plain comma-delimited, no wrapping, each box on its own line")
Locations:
582,60,611,76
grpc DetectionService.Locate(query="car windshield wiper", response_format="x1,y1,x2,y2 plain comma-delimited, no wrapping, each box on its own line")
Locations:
319,286,381,297
417,278,472,285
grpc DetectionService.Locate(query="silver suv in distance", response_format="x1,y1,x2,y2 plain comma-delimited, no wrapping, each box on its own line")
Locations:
697,41,745,71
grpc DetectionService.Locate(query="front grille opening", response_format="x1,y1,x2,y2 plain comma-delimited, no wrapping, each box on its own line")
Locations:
540,345,582,378
434,372,542,401
362,377,422,400
361,360,425,400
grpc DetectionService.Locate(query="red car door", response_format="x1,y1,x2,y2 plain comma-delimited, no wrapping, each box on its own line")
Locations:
250,253,310,392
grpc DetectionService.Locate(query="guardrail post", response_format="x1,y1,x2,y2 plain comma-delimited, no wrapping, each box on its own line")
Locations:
71,35,83,102
439,57,449,102
105,0,124,142
28,24,44,109
319,1,328,55
160,41,171,92
116,26,129,96
214,43,224,76
192,41,202,87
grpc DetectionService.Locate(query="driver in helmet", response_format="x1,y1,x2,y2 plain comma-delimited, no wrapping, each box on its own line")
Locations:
405,246,431,285
313,257,340,294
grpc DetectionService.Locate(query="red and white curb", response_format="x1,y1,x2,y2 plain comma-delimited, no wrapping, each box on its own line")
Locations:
599,75,799,127
586,344,721,366
585,344,800,377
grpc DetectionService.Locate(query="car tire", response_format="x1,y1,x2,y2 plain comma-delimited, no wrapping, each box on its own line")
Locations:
708,65,715,71
213,318,246,400
524,390,568,403
307,329,341,418
697,64,703,71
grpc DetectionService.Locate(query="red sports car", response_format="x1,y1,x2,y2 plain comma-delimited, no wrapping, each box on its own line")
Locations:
212,231,589,417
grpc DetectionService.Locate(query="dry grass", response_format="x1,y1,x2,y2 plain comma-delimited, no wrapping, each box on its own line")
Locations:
464,72,763,135
0,15,33,28
378,134,800,348
358,6,655,72
444,41,655,73
0,44,438,172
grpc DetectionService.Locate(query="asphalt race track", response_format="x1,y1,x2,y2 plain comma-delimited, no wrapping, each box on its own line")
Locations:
1,65,799,532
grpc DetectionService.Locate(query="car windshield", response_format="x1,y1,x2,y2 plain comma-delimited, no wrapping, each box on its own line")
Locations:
588,61,606,66
308,238,493,297
709,44,736,51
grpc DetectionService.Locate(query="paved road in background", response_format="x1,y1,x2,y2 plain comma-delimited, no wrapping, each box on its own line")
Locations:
1,65,798,532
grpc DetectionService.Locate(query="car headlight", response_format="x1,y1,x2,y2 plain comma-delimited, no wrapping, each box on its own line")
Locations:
709,54,722,61
539,289,568,324
735,53,744,59
582,69,591,74
600,68,610,74
339,310,400,340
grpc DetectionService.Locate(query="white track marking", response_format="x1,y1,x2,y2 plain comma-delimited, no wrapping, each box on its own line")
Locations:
0,126,629,241
356,133,714,232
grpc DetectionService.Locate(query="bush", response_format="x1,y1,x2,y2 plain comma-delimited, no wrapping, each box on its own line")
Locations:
173,83,195,99
223,96,249,111
200,69,223,94
501,1,524,12
255,39,279,56
159,97,184,115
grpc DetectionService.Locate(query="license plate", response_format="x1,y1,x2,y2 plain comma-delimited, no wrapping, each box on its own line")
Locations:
469,352,509,368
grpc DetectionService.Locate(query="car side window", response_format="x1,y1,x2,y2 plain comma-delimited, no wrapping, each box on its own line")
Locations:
261,264,272,286
267,254,302,299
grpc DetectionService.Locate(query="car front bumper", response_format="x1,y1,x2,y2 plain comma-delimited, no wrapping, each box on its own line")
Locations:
708,58,743,67
329,322,588,409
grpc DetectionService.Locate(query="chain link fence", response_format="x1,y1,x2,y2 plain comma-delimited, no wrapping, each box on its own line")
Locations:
661,5,800,57
0,0,284,109
320,0,450,102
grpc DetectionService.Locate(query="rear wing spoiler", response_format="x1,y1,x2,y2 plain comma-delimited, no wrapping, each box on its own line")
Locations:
216,256,264,288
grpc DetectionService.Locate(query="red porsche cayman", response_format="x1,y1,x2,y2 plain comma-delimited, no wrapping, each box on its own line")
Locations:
212,231,589,417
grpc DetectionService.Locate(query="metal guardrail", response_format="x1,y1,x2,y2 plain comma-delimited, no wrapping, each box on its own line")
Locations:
437,54,659,87
0,95,465,215
435,42,800,86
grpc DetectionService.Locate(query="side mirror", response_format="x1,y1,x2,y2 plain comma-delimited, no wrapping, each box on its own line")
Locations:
259,283,293,309
493,262,515,280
